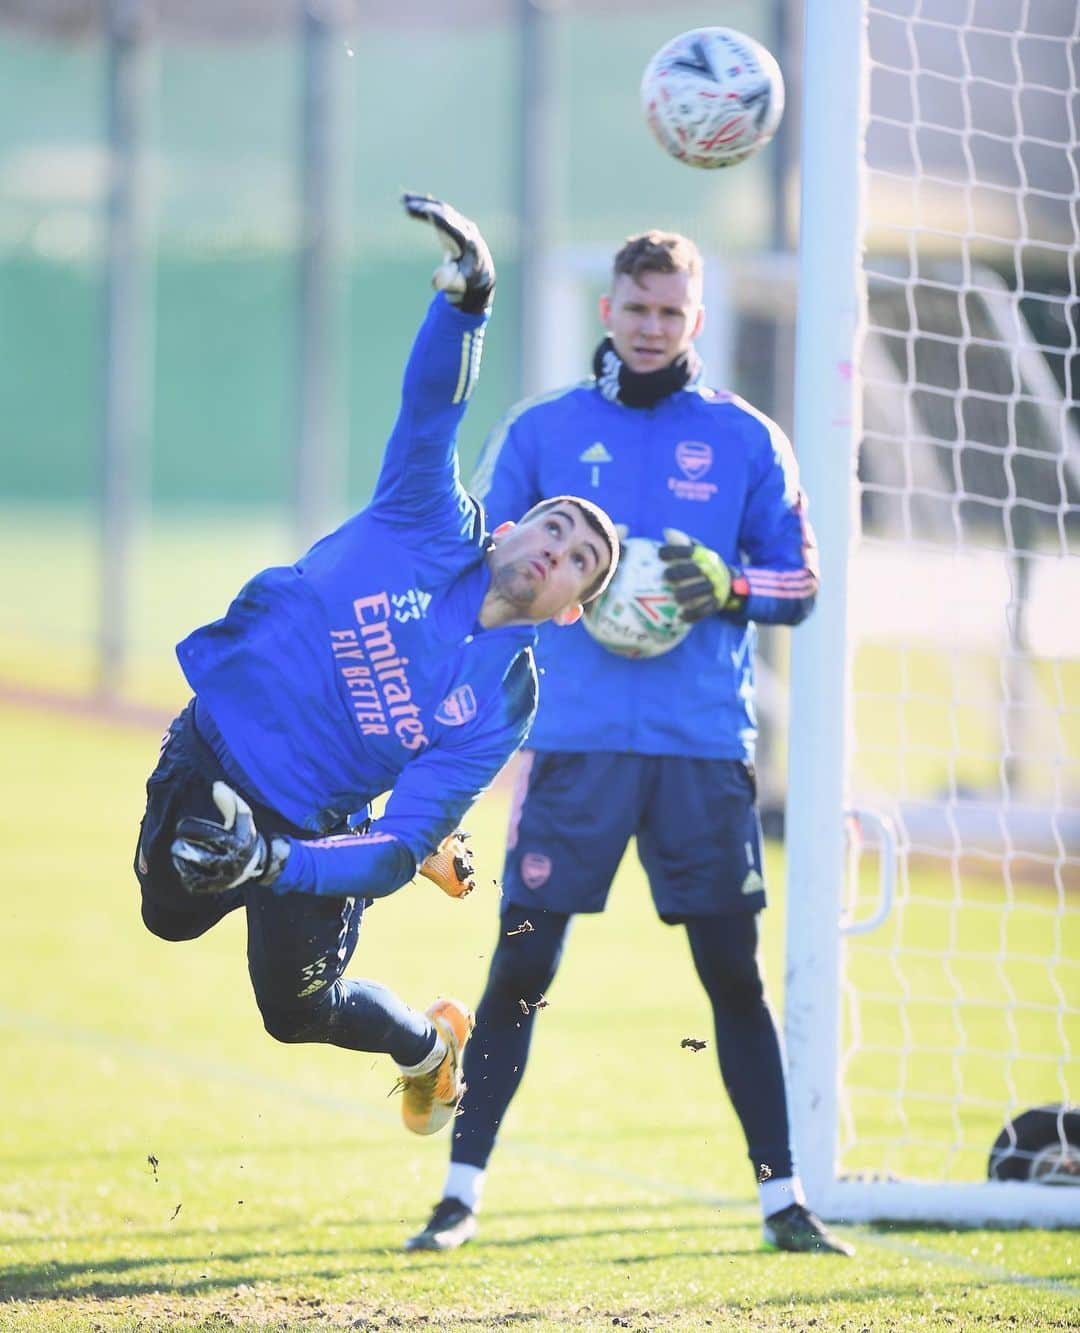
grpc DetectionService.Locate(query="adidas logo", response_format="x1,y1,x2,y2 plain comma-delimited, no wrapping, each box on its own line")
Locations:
579,442,613,464
741,869,764,896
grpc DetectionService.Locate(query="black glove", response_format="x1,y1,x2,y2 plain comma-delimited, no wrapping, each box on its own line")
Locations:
402,192,496,314
658,527,735,623
170,781,289,895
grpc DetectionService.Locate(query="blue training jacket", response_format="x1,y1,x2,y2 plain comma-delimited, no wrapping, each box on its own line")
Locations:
176,294,538,899
471,375,818,763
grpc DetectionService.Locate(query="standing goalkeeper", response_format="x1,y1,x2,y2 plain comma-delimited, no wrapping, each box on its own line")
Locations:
407,228,854,1253
135,195,618,1139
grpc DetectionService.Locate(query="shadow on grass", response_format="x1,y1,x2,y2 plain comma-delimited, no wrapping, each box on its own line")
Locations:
0,1202,765,1302
0,1192,737,1250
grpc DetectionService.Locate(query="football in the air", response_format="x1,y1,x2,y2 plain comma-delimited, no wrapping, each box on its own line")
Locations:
641,27,785,170
581,537,691,660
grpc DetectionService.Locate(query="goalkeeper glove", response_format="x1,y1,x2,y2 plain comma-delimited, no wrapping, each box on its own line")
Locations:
402,193,496,314
658,528,742,623
171,781,289,895
418,830,477,899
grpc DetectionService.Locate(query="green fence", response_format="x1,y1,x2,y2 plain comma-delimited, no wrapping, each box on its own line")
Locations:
0,2,777,509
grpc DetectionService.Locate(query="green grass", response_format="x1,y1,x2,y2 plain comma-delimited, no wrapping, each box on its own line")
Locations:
0,505,296,707
1,701,1077,1332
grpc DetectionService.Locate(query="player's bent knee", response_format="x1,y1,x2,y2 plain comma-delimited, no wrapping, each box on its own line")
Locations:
141,897,212,943
258,1002,322,1045
692,943,765,1011
487,933,564,1003
711,968,766,1015
254,978,354,1045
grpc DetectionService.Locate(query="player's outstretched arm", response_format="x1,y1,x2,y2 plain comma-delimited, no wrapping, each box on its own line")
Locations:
170,784,473,903
402,192,496,314
260,826,478,902
366,194,495,522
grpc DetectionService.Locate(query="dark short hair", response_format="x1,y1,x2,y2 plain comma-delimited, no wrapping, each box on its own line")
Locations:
518,495,620,603
612,230,703,290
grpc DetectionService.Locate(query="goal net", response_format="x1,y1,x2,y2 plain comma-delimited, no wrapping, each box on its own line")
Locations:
785,0,1079,1224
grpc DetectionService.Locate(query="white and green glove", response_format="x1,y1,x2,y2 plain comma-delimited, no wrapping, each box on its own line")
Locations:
658,528,742,623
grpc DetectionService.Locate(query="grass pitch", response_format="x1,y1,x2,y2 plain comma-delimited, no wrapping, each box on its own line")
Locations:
1,699,1077,1332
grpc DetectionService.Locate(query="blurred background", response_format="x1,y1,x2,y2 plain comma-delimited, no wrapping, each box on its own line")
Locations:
0,0,798,718
0,0,1077,822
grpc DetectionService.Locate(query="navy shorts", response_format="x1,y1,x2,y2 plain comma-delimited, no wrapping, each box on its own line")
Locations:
135,701,366,1016
501,751,766,922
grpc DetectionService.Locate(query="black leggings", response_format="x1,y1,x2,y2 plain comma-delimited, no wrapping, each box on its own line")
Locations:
452,901,793,1182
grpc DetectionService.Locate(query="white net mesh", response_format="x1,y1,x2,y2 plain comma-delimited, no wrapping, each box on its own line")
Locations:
839,0,1080,1188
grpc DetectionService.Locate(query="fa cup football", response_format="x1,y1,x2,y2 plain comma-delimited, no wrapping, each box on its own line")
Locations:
582,538,691,661
641,27,785,170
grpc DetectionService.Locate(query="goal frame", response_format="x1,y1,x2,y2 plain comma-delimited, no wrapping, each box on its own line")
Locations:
783,0,1078,1228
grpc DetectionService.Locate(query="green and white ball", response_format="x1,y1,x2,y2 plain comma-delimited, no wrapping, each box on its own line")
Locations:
641,27,785,170
582,537,691,660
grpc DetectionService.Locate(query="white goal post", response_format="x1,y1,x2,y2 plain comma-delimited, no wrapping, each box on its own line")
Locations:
785,0,1079,1226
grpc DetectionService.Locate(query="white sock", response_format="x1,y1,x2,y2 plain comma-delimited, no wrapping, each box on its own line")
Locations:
442,1162,485,1212
759,1175,806,1218
395,1033,446,1078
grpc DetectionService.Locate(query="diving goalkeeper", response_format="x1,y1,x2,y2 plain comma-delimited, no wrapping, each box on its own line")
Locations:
134,194,618,1138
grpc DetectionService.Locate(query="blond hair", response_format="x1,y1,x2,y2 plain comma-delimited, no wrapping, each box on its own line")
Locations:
611,230,703,292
